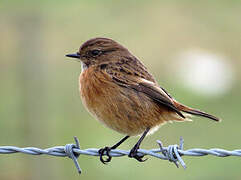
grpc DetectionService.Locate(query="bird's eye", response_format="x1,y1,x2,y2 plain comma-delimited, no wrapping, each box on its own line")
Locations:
90,49,101,57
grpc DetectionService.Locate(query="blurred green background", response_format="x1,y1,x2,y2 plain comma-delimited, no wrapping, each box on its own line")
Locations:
0,0,241,179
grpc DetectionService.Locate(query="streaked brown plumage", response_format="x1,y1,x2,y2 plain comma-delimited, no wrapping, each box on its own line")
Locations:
66,37,220,163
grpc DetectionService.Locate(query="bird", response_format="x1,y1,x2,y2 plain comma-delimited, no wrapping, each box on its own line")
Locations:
66,37,220,163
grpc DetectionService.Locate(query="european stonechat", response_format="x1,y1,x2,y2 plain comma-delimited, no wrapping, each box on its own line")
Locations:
66,37,220,163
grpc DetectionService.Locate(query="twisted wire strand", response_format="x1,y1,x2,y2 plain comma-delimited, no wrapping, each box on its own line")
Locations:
0,137,240,174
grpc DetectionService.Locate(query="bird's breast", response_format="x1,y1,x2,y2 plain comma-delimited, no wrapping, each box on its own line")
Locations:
79,67,120,124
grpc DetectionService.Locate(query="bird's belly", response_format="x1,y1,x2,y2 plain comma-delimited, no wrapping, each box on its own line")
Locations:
79,70,171,136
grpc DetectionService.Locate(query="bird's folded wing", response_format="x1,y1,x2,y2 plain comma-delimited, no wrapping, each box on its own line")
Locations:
104,69,185,118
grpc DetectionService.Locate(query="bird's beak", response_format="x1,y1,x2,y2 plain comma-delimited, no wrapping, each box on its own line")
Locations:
66,53,80,59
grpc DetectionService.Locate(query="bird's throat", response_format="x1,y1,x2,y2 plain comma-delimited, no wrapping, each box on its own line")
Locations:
81,62,88,72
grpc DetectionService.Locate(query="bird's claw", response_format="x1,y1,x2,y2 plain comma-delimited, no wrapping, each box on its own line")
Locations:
128,146,148,162
98,147,112,164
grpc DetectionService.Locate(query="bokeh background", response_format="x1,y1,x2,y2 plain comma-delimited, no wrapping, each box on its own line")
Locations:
0,0,241,179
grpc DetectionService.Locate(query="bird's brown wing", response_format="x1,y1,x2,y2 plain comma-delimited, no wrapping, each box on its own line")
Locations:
103,66,185,118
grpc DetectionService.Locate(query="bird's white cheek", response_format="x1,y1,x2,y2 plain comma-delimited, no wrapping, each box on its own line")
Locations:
81,62,88,73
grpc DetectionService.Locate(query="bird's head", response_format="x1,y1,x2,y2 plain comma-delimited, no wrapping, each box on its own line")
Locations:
66,37,130,67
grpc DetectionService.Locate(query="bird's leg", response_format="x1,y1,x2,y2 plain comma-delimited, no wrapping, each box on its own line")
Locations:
99,135,130,164
128,127,150,162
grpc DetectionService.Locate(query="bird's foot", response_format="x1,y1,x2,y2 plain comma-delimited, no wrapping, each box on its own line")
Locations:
128,144,147,162
98,147,113,164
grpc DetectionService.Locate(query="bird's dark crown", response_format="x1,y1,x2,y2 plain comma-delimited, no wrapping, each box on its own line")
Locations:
66,37,133,68
80,38,131,66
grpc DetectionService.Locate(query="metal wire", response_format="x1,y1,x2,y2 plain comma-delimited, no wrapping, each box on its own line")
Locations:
0,136,241,174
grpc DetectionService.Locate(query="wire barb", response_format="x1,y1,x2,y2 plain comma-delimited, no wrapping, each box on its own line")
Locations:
64,137,81,174
1,136,241,174
157,137,186,169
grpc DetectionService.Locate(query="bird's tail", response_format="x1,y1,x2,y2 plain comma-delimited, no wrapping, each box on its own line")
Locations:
173,101,220,122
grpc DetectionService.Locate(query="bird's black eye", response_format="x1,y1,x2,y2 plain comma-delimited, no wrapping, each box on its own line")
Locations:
90,49,101,57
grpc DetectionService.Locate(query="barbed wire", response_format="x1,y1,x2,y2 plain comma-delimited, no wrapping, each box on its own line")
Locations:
0,136,241,174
